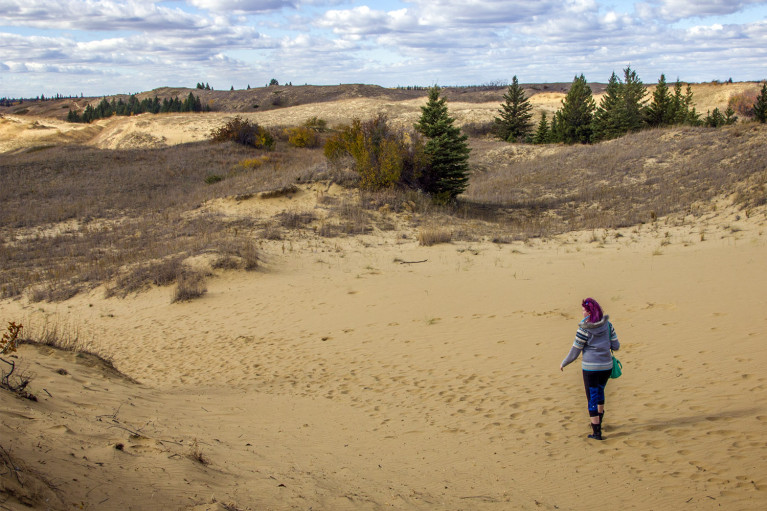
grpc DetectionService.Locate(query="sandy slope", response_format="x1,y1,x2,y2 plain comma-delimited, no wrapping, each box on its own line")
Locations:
2,190,766,509
2,82,766,509
2,82,760,152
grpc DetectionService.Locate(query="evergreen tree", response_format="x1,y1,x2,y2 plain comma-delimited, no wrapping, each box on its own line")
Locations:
683,84,701,125
66,109,81,122
493,75,533,142
592,72,624,141
646,74,672,126
533,112,550,144
705,108,726,127
556,74,595,144
724,106,738,125
414,86,471,203
621,66,647,132
753,82,767,123
549,111,562,143
669,79,684,124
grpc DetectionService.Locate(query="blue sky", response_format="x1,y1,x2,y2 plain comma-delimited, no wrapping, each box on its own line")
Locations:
1,0,766,97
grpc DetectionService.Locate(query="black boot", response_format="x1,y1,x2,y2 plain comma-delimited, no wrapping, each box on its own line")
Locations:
599,411,604,425
588,422,602,440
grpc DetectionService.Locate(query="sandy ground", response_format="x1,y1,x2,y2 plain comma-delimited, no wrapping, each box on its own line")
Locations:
2,81,759,152
2,186,766,509
2,83,767,509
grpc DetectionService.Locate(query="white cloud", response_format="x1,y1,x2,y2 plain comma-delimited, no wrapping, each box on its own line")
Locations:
0,0,209,31
404,0,561,24
186,0,296,14
1,0,766,96
316,6,399,36
642,0,767,22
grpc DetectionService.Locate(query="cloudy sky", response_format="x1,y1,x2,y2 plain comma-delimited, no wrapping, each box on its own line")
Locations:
1,0,766,97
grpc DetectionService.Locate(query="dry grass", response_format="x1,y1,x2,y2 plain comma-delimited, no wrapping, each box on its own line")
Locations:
172,271,208,303
0,140,322,300
2,119,766,302
465,123,767,234
418,226,453,246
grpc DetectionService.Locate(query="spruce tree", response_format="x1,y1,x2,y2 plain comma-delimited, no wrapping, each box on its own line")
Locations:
414,86,471,203
621,66,647,132
592,72,623,141
556,74,595,144
646,74,672,126
669,79,684,124
753,82,767,123
705,108,725,127
533,112,550,144
494,75,533,142
685,85,702,125
549,110,564,144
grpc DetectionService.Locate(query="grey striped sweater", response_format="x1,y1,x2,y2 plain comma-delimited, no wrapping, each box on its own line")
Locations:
561,315,620,371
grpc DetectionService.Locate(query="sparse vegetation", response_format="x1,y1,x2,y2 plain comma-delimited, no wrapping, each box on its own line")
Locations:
418,226,452,246
0,140,319,301
286,126,320,148
172,270,208,303
210,116,275,150
324,113,427,190
753,83,767,123
1,83,766,304
1,322,36,400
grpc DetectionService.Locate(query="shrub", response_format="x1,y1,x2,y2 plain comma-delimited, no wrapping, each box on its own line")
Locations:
303,116,328,132
324,114,427,190
220,239,260,270
1,322,35,400
205,174,224,184
277,210,316,228
286,126,320,148
728,90,758,117
418,226,452,246
105,256,184,298
1,322,22,356
172,271,207,303
462,121,495,137
236,155,271,169
210,116,275,150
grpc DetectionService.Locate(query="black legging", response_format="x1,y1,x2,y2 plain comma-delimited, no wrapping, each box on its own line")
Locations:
582,369,612,417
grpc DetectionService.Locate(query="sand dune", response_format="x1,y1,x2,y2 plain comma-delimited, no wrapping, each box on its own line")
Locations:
2,82,767,509
2,81,760,152
2,187,766,509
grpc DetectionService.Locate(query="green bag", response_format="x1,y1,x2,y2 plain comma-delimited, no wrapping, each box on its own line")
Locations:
610,354,622,379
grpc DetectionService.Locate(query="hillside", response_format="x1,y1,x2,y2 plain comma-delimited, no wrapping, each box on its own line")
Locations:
1,81,761,154
1,79,767,511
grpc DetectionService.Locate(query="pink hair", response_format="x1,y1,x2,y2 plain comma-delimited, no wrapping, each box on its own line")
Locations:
582,297,604,323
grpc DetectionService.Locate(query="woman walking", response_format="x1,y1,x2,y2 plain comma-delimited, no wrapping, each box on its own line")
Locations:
560,298,620,440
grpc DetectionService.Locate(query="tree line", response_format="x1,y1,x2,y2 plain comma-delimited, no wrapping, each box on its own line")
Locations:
1,93,85,107
495,69,767,145
66,92,209,123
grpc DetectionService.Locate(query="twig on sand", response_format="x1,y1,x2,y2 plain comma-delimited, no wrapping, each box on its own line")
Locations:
460,495,498,502
0,444,22,486
394,258,428,264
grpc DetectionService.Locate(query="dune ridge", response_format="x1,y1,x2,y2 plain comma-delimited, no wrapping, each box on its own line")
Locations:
2,82,767,510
